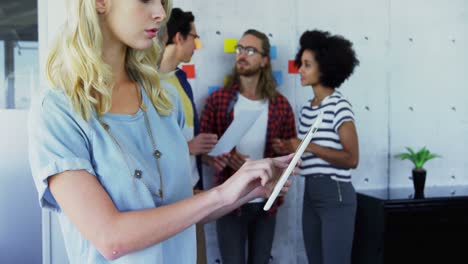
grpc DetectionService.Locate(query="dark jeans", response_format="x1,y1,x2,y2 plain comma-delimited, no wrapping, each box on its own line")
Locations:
302,176,357,264
217,202,276,264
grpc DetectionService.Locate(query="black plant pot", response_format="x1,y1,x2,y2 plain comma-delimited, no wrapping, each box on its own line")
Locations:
412,169,426,199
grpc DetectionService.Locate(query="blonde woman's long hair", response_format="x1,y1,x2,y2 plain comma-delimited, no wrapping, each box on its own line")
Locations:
46,0,173,120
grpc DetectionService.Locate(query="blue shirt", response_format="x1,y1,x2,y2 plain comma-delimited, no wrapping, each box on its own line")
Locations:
28,83,196,263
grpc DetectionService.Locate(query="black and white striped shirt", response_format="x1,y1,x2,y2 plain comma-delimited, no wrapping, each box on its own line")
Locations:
298,91,355,182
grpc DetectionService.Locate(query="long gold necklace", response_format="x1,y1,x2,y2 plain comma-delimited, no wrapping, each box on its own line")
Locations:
101,89,164,199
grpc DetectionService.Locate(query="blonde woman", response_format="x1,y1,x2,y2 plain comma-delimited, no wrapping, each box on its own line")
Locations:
28,0,295,263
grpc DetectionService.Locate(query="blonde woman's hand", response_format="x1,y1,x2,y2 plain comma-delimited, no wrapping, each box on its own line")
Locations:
253,154,299,198
218,154,298,206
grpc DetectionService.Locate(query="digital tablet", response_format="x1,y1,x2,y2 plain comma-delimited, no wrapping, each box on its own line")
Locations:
263,111,324,211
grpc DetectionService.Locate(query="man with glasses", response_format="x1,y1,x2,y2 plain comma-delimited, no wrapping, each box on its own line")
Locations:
159,8,217,264
200,29,297,264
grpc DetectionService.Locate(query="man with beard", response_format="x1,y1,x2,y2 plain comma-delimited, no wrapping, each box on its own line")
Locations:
200,29,297,264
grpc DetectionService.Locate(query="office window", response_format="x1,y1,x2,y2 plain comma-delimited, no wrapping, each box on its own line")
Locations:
0,1,38,109
14,42,38,109
0,41,4,105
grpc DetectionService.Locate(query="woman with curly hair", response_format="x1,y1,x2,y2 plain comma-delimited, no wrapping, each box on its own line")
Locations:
28,0,295,262
274,30,360,264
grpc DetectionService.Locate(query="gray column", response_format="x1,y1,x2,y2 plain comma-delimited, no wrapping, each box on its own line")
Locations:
4,40,15,109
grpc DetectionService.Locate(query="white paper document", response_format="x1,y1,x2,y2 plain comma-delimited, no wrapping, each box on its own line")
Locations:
208,109,263,156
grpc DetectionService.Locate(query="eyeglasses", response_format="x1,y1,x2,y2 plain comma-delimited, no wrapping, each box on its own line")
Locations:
188,33,203,49
235,45,265,56
188,33,200,39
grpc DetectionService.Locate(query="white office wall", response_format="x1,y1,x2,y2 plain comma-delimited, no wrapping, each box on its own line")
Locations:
38,0,468,263
179,0,393,192
173,1,468,262
178,0,468,188
388,0,468,188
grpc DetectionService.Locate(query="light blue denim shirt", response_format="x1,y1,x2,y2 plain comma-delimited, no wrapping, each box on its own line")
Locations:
28,82,196,263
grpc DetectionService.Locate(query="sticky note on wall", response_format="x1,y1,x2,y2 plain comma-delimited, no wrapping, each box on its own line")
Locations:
273,71,283,86
182,64,196,79
223,76,231,86
270,46,277,60
224,38,237,53
208,86,221,95
195,38,203,50
288,60,299,74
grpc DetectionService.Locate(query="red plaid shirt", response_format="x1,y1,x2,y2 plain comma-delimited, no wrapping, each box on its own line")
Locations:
200,85,296,215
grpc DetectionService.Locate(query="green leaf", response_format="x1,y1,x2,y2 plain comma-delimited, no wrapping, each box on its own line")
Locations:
406,147,416,156
394,153,410,160
420,149,429,166
395,146,441,170
414,150,422,168
428,153,441,159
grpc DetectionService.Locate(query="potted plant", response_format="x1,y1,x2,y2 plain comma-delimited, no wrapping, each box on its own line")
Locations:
394,147,441,199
